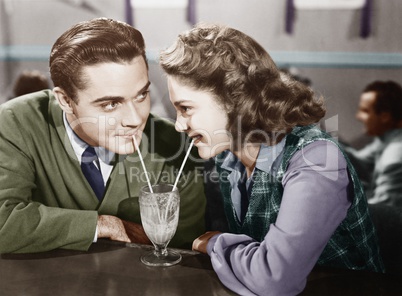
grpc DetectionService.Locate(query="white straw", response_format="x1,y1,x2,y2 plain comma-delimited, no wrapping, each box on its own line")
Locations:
133,135,153,193
173,139,195,191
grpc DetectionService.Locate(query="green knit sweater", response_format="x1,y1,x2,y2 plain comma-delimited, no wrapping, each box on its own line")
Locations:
0,91,205,253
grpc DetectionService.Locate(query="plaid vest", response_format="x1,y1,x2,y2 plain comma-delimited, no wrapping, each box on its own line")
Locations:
216,125,384,272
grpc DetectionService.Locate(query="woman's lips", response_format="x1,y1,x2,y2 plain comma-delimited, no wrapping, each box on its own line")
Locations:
190,134,203,144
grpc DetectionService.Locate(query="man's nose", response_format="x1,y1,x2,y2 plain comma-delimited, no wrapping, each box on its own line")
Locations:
121,102,143,127
356,111,364,122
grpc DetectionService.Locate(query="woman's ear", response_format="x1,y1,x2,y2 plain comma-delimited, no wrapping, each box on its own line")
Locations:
53,87,74,114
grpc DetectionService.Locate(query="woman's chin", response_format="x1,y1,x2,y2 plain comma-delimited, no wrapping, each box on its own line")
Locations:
197,146,218,160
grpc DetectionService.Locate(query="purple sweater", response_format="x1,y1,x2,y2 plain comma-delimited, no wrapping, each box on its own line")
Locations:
207,140,351,295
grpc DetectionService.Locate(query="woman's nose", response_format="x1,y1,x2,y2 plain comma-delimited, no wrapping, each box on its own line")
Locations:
175,116,188,132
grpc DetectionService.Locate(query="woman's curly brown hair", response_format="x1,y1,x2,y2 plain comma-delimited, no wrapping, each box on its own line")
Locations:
160,23,325,148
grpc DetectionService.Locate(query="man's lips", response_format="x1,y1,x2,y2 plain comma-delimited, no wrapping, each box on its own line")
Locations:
118,131,138,139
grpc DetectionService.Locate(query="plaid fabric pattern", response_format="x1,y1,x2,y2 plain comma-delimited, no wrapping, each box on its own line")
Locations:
216,125,384,272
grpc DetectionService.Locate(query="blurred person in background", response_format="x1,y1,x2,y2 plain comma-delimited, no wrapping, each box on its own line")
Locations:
11,70,50,98
344,80,402,207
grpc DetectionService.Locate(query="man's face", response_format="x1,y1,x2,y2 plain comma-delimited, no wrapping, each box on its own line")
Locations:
66,56,151,154
356,91,390,136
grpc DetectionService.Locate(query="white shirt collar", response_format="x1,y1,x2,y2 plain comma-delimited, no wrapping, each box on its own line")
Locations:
221,135,287,175
63,112,115,165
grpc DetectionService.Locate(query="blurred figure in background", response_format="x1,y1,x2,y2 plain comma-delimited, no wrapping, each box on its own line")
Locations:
344,80,402,207
12,70,50,98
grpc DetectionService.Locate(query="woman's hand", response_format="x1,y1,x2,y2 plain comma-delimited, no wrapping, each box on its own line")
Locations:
192,231,221,253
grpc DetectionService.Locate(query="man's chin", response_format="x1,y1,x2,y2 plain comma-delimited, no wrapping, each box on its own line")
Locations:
105,143,136,155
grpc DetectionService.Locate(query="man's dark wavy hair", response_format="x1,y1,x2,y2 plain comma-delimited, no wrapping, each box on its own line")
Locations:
50,17,147,102
159,23,325,148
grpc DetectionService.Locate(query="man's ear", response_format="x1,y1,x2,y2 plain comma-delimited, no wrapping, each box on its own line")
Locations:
379,111,393,124
53,87,74,114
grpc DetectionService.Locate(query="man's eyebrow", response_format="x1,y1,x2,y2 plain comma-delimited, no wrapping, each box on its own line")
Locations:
91,81,151,104
92,96,124,104
135,81,151,96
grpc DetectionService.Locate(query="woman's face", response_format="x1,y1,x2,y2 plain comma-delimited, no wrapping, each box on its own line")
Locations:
167,76,231,159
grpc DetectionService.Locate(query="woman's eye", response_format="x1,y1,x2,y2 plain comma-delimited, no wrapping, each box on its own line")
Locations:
181,106,191,112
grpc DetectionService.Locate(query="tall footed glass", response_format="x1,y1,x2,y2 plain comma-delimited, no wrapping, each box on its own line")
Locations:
139,184,181,266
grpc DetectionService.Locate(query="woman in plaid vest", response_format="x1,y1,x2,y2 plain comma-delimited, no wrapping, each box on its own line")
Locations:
160,23,384,296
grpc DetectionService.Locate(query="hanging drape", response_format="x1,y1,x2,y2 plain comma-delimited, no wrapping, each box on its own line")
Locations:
285,0,372,38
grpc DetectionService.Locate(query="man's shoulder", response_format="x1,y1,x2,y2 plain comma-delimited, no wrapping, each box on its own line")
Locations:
380,140,402,164
144,114,184,145
388,128,402,141
143,114,191,160
143,114,203,167
0,91,57,149
0,90,55,120
380,129,402,153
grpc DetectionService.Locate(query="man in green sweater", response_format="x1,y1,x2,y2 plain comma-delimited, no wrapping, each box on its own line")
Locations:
0,18,206,253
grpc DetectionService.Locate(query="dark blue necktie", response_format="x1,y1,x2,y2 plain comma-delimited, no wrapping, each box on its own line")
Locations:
238,169,250,223
81,146,104,201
